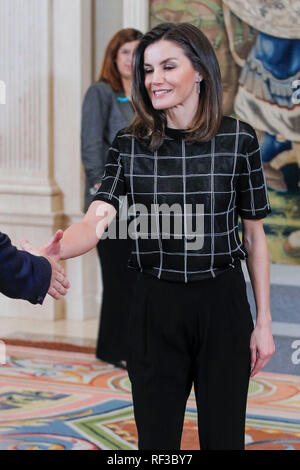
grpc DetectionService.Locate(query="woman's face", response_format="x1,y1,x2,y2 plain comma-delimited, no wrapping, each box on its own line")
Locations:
116,40,140,80
143,39,202,111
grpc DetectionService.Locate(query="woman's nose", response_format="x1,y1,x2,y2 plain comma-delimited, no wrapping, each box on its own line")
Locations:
152,68,164,84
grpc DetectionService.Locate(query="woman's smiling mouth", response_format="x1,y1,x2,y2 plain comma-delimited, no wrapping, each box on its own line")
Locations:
152,89,172,97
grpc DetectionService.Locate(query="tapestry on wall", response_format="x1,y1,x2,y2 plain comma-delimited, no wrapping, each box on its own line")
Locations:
150,0,300,265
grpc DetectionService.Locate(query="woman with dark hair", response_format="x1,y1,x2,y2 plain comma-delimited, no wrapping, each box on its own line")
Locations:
81,28,143,369
32,22,274,450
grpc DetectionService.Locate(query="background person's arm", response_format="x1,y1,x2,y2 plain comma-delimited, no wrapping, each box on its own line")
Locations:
81,83,109,196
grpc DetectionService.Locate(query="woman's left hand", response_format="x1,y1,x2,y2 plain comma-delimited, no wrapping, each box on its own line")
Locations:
250,321,275,377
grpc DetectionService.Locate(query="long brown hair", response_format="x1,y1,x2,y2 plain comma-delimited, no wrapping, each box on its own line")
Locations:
98,28,143,92
128,23,223,150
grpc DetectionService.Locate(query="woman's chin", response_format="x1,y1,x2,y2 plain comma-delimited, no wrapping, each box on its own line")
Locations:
151,100,175,111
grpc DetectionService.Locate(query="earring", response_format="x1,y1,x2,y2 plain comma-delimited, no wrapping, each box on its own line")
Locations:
197,80,201,94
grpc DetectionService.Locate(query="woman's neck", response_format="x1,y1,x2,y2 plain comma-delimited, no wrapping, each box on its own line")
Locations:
166,114,191,130
165,97,199,129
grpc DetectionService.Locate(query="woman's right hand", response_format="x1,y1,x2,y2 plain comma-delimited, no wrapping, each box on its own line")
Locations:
21,229,63,263
39,229,63,262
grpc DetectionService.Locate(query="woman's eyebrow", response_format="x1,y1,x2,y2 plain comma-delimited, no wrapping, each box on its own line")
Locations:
144,57,178,67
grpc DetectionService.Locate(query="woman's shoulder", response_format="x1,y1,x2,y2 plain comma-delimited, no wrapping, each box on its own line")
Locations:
219,115,256,139
114,128,134,143
113,129,151,153
84,81,114,101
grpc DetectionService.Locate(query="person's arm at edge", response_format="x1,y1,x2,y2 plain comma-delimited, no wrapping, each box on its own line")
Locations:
241,218,275,376
0,232,52,304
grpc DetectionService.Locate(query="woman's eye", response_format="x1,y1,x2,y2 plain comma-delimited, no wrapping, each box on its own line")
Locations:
144,66,174,74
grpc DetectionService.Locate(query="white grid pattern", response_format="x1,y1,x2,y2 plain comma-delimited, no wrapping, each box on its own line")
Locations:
94,117,271,282
182,139,188,283
130,137,141,270
209,137,216,278
154,149,163,279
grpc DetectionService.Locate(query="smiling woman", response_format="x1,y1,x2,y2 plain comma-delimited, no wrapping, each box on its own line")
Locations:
129,22,223,151
143,40,202,122
36,22,274,451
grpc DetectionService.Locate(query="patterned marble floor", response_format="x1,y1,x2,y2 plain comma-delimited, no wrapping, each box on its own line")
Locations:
0,345,299,450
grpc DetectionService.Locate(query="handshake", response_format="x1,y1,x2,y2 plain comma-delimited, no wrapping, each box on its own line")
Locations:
21,229,70,301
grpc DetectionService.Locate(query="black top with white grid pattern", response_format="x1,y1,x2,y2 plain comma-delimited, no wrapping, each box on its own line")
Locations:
93,116,271,282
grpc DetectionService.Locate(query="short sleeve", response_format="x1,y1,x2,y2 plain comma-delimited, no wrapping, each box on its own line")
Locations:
236,126,272,220
92,133,126,212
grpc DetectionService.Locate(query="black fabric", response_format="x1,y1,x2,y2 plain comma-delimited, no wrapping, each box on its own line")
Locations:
95,235,137,363
93,116,271,282
126,267,254,450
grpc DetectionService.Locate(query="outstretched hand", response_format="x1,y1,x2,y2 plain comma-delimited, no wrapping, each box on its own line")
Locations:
21,229,63,263
20,230,69,300
40,229,63,262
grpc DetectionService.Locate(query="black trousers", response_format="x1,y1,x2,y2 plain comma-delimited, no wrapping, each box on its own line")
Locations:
126,266,254,450
96,236,137,363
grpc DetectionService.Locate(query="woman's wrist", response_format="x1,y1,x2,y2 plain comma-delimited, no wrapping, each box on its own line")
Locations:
255,312,272,327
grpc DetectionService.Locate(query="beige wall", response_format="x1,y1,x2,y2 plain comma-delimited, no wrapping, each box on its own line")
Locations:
94,0,124,81
0,0,97,320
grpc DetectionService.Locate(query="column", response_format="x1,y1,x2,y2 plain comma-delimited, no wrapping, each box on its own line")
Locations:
0,0,100,320
123,0,149,32
0,0,64,319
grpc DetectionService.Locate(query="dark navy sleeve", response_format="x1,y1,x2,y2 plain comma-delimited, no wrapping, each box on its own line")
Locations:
0,232,52,305
92,133,126,213
236,126,272,220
